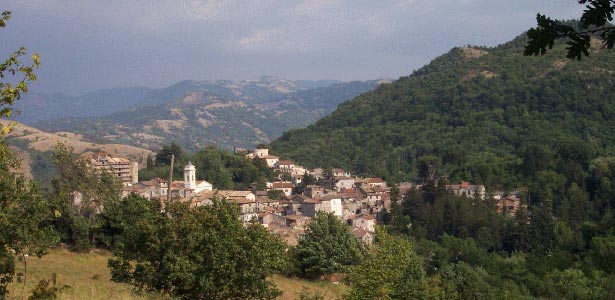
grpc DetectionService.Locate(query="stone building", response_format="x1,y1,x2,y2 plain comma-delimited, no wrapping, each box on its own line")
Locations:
90,153,138,187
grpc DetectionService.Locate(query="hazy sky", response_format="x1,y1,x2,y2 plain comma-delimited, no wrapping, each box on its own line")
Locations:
3,0,580,94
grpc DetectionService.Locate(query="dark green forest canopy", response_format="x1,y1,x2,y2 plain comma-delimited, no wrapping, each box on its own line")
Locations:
270,34,615,187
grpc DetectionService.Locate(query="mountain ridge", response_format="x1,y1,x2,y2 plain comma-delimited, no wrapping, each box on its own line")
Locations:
12,76,349,124
32,79,384,151
269,35,615,186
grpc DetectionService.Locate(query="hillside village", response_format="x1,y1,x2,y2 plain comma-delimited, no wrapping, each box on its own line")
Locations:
93,148,526,246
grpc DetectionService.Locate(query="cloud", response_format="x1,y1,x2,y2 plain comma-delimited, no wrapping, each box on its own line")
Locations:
238,29,280,50
3,0,583,93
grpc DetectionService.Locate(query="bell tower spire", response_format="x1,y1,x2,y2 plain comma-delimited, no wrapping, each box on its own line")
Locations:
184,161,196,189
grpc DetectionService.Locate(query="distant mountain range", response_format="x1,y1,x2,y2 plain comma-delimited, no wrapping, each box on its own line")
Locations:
13,76,345,123
21,76,387,151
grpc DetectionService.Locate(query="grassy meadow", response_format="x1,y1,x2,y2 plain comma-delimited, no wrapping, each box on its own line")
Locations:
6,247,346,300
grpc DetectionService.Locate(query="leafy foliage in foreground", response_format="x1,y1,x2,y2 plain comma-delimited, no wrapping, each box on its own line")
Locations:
0,145,59,298
291,212,361,279
107,196,286,300
48,144,122,252
344,228,428,300
0,9,60,299
525,1,614,59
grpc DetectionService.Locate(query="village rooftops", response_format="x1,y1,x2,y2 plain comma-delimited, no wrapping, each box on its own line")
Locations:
228,198,255,205
141,177,167,186
320,194,341,201
217,190,253,198
365,177,385,184
352,228,370,238
258,198,280,203
272,182,293,189
194,190,216,198
285,214,309,221
171,181,192,190
89,152,130,163
448,181,476,190
276,160,295,166
293,194,319,204
192,190,254,201
355,213,376,220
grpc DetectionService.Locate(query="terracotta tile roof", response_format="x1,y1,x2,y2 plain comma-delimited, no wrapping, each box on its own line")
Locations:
194,190,216,198
257,196,277,202
228,198,255,205
356,213,376,220
320,194,341,201
352,228,370,238
272,182,293,189
366,177,384,184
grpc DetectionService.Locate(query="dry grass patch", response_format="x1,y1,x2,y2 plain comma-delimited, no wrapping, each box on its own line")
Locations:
272,274,348,300
7,248,142,300
7,248,347,300
460,47,488,59
1,121,154,166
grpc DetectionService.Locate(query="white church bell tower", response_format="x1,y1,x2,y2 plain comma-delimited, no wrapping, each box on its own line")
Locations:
184,161,196,190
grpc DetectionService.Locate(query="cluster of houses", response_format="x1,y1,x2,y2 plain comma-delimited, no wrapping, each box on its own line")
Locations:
96,148,525,245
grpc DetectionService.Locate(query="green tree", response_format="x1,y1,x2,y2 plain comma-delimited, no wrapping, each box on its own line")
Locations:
344,228,428,300
418,156,441,182
0,9,59,298
146,154,154,170
293,212,361,279
587,235,615,273
440,262,496,300
0,11,40,129
155,142,183,165
541,268,598,300
525,1,615,59
385,184,411,234
108,197,286,300
49,144,122,251
558,183,593,228
0,154,59,298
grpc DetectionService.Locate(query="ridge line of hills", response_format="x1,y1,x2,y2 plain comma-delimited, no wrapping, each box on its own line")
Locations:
269,34,615,187
17,76,389,151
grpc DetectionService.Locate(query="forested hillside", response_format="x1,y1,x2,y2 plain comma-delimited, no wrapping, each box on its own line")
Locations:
270,35,615,188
